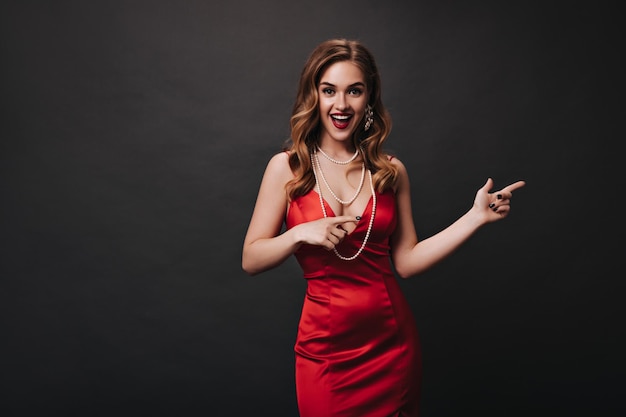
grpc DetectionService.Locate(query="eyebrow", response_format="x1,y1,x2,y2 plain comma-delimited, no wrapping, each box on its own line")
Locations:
319,81,366,88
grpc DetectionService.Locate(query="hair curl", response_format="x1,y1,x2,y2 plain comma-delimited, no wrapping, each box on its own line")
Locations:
283,38,398,200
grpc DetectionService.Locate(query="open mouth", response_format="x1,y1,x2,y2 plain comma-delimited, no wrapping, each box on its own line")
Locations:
331,114,352,129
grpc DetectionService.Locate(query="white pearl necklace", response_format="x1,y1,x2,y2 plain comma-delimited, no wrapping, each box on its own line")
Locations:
311,153,377,261
316,146,359,165
313,151,365,205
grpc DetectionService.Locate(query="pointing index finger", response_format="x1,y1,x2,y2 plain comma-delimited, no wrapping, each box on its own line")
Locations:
502,180,526,193
330,216,360,224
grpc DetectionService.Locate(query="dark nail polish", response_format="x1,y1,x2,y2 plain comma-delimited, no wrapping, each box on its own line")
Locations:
497,194,502,200
356,216,361,220
489,203,495,208
492,207,498,212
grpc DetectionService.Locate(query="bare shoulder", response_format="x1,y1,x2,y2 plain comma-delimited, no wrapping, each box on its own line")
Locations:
386,155,409,187
387,154,407,170
263,151,294,184
389,155,408,179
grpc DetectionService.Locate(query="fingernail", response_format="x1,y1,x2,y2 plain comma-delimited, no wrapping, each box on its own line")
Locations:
489,203,495,208
492,207,498,212
356,216,361,220
497,194,502,200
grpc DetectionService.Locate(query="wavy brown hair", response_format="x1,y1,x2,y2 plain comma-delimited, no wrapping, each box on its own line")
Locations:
283,38,398,200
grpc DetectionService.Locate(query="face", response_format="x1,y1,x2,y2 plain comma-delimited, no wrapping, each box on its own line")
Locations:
317,61,368,145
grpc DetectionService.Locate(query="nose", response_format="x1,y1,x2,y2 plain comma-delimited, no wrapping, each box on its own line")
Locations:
335,93,348,111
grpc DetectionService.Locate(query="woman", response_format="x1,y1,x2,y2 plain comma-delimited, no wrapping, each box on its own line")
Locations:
242,38,525,417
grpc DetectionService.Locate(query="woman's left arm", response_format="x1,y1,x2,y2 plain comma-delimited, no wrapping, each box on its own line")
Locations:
390,158,525,278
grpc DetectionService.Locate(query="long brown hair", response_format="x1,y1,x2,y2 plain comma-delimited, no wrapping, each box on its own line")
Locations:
283,38,398,200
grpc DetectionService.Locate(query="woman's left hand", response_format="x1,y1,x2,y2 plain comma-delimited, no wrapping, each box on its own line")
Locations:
473,178,526,223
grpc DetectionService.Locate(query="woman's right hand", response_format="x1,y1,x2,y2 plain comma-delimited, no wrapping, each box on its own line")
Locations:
293,216,359,250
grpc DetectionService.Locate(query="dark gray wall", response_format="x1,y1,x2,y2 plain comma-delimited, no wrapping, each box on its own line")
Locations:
1,1,621,416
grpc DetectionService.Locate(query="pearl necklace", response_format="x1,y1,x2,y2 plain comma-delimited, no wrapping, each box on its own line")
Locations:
311,153,377,261
316,146,359,165
313,151,365,205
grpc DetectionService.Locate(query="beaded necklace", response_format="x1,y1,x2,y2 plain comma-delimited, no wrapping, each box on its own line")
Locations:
314,152,365,205
316,146,359,165
311,150,377,261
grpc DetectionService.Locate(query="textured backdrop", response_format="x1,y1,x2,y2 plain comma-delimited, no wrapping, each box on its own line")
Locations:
1,1,621,416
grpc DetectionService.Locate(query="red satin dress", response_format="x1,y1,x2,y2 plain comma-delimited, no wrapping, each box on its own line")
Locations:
286,188,422,417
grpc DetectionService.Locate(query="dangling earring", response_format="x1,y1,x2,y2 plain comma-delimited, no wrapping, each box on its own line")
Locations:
364,104,374,131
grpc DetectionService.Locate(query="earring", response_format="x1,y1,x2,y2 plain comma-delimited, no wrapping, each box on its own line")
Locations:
364,104,374,131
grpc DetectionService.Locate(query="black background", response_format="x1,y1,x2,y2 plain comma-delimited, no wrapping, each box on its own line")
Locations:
1,1,622,416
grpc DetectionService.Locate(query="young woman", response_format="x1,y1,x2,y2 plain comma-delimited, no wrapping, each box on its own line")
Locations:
242,38,525,417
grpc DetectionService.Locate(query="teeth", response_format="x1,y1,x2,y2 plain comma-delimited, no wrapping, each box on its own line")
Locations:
332,115,350,120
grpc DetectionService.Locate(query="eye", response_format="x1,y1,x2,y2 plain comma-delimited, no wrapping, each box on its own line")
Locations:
348,88,363,96
322,88,335,95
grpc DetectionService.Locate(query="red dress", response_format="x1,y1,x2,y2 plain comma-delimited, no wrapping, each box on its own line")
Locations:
286,188,422,417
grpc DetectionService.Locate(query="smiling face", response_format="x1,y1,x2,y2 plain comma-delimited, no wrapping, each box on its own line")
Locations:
317,61,369,146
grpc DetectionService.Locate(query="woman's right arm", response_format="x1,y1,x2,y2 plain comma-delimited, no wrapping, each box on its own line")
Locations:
242,152,357,276
242,152,299,275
